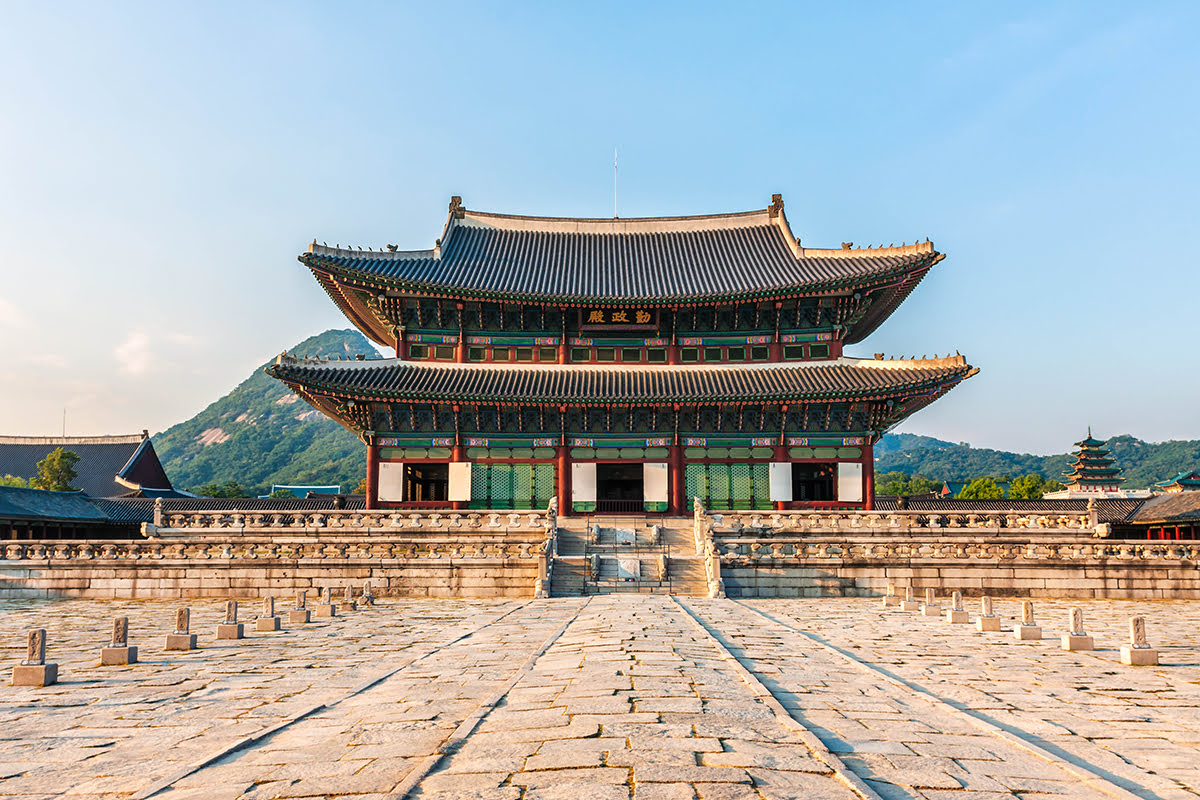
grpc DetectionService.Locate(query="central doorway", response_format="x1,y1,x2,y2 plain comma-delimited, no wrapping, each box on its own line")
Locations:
596,463,643,513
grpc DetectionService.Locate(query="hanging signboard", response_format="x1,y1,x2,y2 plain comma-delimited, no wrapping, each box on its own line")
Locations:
578,308,658,331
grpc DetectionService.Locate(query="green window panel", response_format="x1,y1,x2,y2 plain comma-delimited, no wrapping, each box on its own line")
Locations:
709,463,731,510
427,447,452,459
751,447,775,459
514,464,535,508
534,464,556,503
753,462,772,509
490,464,513,502
685,463,708,506
731,463,753,510
684,447,707,459
470,464,491,509
573,501,597,513
837,447,862,459
644,501,668,513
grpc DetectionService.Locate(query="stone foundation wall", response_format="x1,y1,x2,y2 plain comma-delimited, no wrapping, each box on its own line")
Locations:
0,556,541,599
716,538,1200,599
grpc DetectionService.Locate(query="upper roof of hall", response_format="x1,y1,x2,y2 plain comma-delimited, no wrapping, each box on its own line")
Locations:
299,194,943,314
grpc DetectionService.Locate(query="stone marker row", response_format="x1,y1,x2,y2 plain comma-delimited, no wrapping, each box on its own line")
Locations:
11,583,376,687
881,583,1159,666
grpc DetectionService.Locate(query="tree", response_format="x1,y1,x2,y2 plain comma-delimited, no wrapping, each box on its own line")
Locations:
268,488,296,499
195,480,250,498
876,470,942,496
1,474,30,487
31,448,79,492
956,477,1004,500
353,476,368,495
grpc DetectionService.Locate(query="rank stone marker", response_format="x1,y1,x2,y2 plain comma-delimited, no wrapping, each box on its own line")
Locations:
312,587,337,619
1014,600,1043,640
977,595,1003,631
900,585,921,611
165,607,197,651
1061,606,1094,651
288,591,311,625
256,596,281,632
945,591,969,623
338,584,357,613
921,587,942,616
361,580,375,606
100,616,138,665
881,582,899,608
11,628,57,687
1121,616,1159,666
216,600,244,640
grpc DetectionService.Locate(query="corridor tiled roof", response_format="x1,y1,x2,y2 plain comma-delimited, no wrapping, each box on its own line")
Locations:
300,200,942,307
268,355,977,405
0,433,175,498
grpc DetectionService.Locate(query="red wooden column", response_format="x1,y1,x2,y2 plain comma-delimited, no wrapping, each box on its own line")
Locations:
395,327,408,360
669,443,684,516
862,445,875,510
559,306,569,364
557,444,571,516
455,303,467,362
365,443,380,509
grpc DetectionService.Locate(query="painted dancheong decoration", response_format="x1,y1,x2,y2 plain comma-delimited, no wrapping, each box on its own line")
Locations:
271,195,977,515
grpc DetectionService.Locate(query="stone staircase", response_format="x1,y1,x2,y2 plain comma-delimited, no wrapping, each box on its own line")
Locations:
548,516,710,597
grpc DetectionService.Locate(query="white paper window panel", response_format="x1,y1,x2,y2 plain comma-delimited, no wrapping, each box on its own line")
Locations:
837,462,864,502
769,462,793,501
378,461,405,502
448,462,472,502
643,463,669,502
572,462,597,502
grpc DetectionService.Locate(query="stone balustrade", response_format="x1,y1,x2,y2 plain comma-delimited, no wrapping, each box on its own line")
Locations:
1,537,549,563
709,510,1093,534
147,509,550,540
717,538,1200,564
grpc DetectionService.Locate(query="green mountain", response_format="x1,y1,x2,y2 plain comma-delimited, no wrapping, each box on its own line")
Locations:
153,328,1200,496
876,433,1200,489
154,329,379,496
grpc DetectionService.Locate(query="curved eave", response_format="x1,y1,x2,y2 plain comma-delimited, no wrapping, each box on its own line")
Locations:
266,359,977,409
302,252,941,348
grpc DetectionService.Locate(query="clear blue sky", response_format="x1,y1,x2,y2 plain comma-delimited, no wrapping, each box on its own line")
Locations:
2,2,1197,455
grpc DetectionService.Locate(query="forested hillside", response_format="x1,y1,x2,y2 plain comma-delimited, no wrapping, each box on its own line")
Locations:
154,330,378,496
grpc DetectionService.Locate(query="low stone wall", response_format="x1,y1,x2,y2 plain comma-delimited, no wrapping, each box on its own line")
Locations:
0,539,545,599
0,509,553,599
717,538,1200,599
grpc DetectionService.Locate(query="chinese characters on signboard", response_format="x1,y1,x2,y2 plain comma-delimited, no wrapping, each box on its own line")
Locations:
579,308,657,328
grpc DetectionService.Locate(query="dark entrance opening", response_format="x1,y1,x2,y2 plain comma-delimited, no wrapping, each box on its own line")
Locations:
792,463,835,502
405,463,449,502
596,463,643,513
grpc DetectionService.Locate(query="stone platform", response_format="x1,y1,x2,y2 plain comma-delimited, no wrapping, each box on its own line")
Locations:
2,596,1198,799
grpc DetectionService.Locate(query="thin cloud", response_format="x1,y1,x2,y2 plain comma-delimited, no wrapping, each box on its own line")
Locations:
114,331,155,375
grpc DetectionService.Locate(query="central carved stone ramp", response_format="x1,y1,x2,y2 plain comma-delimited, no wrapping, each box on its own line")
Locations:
550,516,708,597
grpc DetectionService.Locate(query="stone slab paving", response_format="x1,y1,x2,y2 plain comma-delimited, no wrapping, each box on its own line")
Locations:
1,596,1198,800
738,597,1200,800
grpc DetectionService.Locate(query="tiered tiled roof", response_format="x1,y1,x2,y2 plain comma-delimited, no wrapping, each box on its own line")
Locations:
1064,429,1121,489
300,196,943,345
268,355,977,407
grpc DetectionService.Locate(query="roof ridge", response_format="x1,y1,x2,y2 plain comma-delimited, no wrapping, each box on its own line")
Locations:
0,434,146,445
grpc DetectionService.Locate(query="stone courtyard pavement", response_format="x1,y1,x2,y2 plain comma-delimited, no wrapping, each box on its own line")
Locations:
1,596,1198,800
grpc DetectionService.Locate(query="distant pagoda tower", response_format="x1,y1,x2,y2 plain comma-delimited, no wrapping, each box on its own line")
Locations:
1063,428,1122,493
